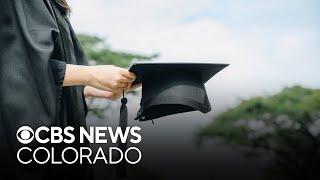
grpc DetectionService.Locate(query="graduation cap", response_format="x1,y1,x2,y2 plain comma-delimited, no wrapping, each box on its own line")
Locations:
116,62,228,177
130,62,228,121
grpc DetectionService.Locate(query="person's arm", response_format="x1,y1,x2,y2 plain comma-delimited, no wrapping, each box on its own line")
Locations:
63,64,91,86
63,64,136,92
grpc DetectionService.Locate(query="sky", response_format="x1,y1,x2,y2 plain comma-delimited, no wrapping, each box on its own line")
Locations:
68,0,320,107
67,1,320,177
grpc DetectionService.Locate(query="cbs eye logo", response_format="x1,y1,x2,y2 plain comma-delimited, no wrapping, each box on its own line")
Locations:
16,126,34,144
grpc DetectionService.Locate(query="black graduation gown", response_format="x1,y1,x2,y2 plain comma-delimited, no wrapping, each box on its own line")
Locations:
0,0,92,179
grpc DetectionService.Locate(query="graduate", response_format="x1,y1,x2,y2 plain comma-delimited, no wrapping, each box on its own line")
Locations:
0,0,139,179
0,0,229,179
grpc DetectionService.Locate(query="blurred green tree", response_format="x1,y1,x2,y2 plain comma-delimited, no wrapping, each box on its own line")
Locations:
198,85,320,180
77,34,158,67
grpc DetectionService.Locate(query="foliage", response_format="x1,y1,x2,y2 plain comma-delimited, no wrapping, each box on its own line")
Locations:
198,85,320,179
198,86,320,143
77,34,157,67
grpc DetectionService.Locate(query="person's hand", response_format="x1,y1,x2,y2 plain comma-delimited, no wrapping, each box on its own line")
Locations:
63,64,136,93
86,65,136,92
84,83,142,101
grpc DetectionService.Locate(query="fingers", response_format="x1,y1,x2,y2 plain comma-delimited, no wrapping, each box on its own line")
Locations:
90,65,138,93
115,69,136,88
85,83,141,101
126,81,133,90
119,68,136,79
104,90,122,101
84,86,113,99
122,82,141,93
117,82,129,88
119,78,132,83
116,68,136,83
85,87,123,101
117,81,141,91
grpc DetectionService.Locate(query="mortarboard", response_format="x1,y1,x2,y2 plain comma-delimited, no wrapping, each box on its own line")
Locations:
130,62,229,121
116,62,228,177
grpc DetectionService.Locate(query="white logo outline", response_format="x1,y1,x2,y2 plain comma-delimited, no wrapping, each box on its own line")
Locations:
16,126,34,144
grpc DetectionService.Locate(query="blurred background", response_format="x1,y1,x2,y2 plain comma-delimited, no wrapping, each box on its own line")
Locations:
68,0,320,179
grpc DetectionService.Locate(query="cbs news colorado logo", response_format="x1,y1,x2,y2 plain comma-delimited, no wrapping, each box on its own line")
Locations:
16,126,142,165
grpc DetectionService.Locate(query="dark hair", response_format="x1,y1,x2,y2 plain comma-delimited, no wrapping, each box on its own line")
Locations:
54,0,70,16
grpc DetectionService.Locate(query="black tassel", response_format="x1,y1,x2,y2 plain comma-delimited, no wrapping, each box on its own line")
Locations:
116,91,128,178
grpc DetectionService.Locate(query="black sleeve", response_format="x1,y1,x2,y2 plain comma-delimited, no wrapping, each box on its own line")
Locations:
49,59,66,87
